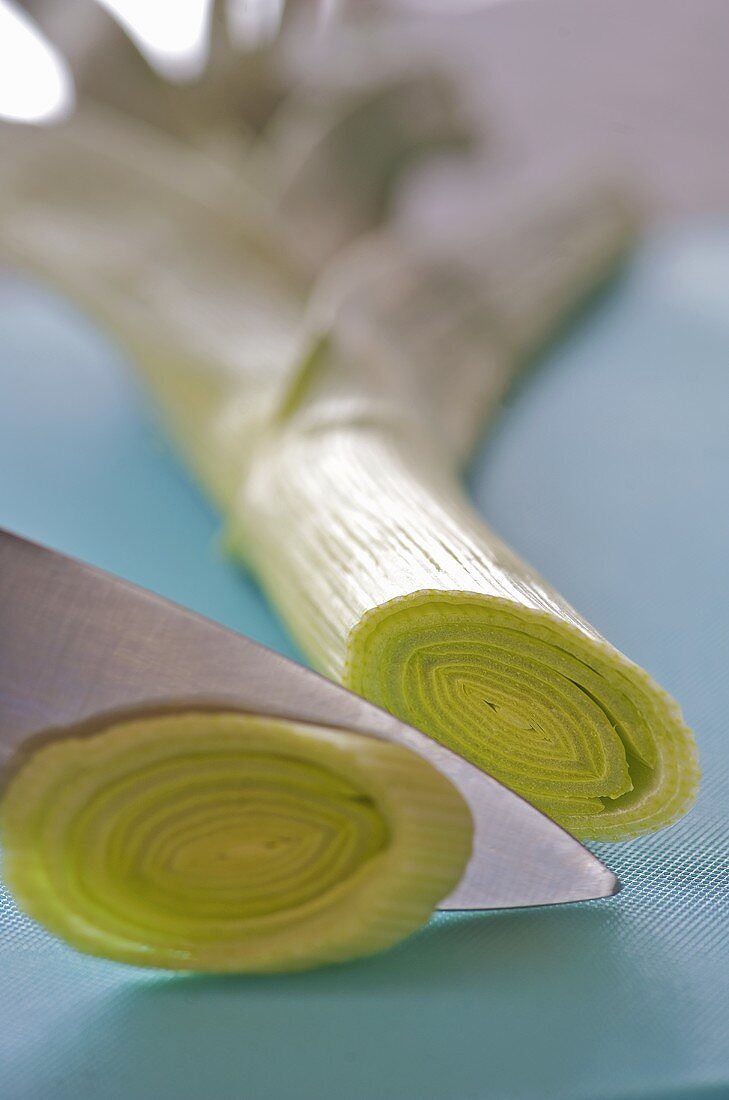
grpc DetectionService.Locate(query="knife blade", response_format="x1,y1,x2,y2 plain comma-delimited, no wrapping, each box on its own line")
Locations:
0,528,619,909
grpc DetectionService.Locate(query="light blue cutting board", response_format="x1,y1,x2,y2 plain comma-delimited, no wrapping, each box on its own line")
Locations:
1,228,728,1100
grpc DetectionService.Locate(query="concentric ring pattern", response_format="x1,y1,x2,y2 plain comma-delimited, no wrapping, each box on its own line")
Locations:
346,593,699,841
0,712,472,972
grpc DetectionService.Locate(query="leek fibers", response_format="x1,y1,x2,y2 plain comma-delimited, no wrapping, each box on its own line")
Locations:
0,110,698,849
1,712,471,971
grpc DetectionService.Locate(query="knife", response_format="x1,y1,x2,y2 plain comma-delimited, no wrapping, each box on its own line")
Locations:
0,528,619,909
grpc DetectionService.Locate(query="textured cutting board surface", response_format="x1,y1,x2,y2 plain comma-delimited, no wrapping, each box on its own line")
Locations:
1,229,728,1100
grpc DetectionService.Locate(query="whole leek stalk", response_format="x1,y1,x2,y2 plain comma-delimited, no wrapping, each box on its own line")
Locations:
0,109,698,844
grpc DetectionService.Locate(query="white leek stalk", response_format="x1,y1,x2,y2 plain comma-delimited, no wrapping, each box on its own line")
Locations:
0,108,698,843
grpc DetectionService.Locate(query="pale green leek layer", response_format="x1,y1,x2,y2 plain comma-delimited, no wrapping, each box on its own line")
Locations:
1,712,472,972
347,595,697,840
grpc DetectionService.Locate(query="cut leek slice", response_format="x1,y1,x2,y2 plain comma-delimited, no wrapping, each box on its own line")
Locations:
0,712,472,972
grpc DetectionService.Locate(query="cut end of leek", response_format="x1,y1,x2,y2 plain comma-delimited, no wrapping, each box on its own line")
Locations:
0,711,472,972
345,592,699,842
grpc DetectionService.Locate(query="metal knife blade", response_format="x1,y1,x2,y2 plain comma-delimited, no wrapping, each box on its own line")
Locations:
0,528,619,909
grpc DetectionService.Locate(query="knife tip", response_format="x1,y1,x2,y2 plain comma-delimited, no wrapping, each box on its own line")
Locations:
582,853,621,903
605,868,622,898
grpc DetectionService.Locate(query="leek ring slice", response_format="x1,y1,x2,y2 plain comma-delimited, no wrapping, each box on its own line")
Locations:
1,711,472,972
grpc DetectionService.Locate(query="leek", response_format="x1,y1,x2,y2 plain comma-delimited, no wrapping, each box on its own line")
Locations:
1,712,471,971
0,110,698,844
